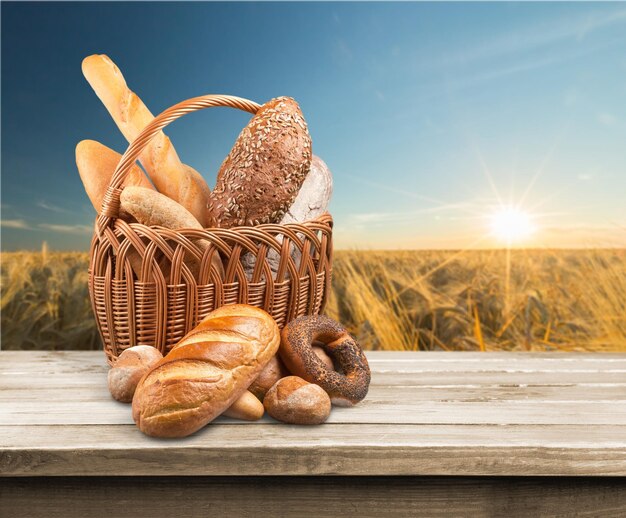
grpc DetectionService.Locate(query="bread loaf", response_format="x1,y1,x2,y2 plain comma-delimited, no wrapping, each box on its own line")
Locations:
82,54,213,227
281,155,333,225
76,140,154,214
132,304,280,437
241,155,332,279
248,354,290,401
108,346,163,403
207,97,312,228
120,186,224,280
263,376,331,425
76,141,156,278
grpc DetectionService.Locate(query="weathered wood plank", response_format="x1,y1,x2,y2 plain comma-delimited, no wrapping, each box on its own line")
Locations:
3,476,626,518
3,383,623,403
3,351,626,374
2,397,625,426
2,351,625,479
2,424,625,476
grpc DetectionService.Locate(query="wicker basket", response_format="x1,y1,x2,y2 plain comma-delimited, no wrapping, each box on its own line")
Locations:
88,94,333,365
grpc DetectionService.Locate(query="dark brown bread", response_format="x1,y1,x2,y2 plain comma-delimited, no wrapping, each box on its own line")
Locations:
207,97,312,227
132,304,280,438
264,376,331,425
280,315,371,407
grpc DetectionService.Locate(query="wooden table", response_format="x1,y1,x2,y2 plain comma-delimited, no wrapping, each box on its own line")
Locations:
1,351,625,517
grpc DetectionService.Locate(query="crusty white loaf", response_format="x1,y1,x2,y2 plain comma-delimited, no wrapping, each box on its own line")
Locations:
241,154,333,279
132,304,280,437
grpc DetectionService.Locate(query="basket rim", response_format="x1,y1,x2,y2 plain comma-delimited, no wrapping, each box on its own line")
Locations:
92,211,333,235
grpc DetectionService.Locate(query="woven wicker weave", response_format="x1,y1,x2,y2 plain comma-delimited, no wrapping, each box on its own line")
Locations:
88,94,333,365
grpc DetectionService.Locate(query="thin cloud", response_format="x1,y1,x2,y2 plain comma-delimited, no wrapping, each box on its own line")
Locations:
439,8,626,67
38,223,92,234
37,201,72,214
1,219,33,230
350,202,482,225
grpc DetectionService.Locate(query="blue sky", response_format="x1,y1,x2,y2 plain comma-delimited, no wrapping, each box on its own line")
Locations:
2,1,625,251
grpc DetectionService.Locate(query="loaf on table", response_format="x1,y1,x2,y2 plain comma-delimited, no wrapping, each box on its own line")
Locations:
108,346,163,403
132,304,280,437
82,54,213,227
207,97,312,228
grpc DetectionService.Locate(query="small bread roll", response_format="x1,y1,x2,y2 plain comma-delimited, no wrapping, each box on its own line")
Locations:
248,354,290,401
222,390,264,421
264,376,331,425
108,346,163,403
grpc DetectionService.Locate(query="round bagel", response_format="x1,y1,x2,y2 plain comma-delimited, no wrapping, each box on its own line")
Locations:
279,315,370,406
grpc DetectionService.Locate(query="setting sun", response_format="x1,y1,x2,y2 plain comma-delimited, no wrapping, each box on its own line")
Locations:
489,206,535,244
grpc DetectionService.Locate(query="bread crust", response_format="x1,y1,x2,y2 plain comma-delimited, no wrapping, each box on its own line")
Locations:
82,54,212,227
76,140,154,214
120,186,224,280
263,376,331,425
248,354,290,401
108,346,163,403
208,97,312,227
132,304,280,437
279,315,371,406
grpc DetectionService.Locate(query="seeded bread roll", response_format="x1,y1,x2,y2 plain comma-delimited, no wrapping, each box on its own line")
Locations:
207,97,312,228
264,376,331,425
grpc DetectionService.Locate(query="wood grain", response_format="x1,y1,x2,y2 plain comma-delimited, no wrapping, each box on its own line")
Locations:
2,423,626,476
1,351,625,478
2,476,625,518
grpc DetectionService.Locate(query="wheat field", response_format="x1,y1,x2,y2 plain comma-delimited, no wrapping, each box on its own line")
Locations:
1,248,625,352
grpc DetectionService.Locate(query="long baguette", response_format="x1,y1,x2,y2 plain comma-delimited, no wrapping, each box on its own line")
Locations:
81,54,212,227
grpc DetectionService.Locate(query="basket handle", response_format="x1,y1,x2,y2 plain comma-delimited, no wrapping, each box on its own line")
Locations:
96,94,261,235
